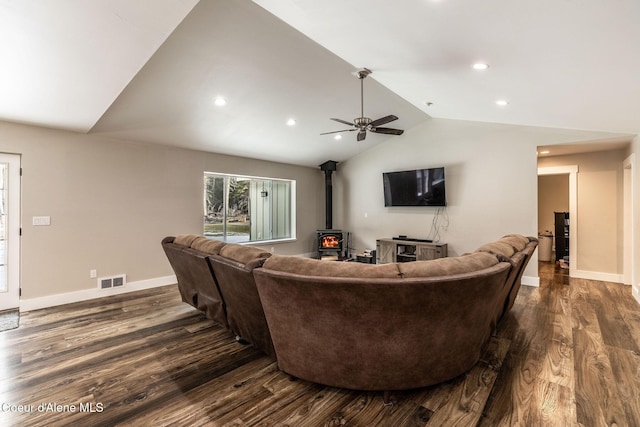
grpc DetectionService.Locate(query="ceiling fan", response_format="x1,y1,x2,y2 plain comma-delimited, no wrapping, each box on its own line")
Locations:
321,68,404,142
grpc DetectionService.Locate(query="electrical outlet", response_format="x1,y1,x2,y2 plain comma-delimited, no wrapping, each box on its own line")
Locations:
90,269,97,278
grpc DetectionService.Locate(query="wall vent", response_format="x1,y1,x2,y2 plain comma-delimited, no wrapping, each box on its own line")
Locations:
98,274,127,290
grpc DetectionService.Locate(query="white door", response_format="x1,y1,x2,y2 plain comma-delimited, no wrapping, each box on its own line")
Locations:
0,153,20,311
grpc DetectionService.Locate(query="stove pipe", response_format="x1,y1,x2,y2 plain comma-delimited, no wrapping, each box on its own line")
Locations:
319,160,338,230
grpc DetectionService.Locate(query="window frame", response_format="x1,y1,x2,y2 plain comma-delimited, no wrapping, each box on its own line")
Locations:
203,171,296,244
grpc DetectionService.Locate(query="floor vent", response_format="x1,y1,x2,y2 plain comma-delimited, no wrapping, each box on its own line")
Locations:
98,274,127,290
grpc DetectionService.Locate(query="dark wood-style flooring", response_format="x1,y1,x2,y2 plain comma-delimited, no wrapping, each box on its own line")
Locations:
1,262,639,426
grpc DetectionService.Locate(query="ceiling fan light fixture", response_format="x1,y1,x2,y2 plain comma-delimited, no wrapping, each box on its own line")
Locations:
320,68,404,142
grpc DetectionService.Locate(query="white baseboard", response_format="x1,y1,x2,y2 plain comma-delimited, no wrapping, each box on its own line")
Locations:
633,285,640,303
20,275,177,313
573,269,624,283
521,275,540,287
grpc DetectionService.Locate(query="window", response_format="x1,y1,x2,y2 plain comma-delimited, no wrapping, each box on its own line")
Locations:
204,173,295,243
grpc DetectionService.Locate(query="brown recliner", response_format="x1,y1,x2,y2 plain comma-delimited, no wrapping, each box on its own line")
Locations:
254,253,511,391
502,238,538,316
474,235,538,326
161,235,228,328
209,244,275,358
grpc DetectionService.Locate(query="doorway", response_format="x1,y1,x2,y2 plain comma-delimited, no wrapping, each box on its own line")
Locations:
538,165,578,278
0,153,21,311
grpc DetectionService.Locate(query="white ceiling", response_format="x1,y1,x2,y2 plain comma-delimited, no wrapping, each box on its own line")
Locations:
0,0,199,132
1,0,637,166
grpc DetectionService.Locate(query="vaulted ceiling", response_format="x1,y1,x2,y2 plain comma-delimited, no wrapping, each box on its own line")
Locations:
1,0,637,166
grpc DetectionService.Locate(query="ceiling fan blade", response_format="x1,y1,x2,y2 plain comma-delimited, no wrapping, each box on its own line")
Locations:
370,127,404,135
320,129,357,135
369,115,398,127
330,118,355,126
357,130,367,141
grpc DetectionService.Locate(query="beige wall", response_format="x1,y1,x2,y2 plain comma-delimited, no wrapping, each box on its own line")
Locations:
537,174,569,237
333,118,628,282
538,149,627,275
0,120,323,302
2,116,637,304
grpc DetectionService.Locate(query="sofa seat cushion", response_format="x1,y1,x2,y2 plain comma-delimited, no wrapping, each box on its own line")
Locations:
219,244,272,267
262,255,402,278
173,234,200,247
474,241,515,258
190,237,226,255
397,252,500,278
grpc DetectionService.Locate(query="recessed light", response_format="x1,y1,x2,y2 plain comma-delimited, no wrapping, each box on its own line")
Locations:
286,118,296,126
472,63,489,70
214,97,227,106
334,134,342,140
495,99,509,106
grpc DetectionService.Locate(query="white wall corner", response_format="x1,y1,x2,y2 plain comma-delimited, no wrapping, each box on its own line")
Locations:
633,285,640,304
20,275,177,313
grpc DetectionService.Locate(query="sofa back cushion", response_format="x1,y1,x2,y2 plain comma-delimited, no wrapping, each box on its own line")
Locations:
190,237,226,255
219,244,272,267
397,252,499,278
262,255,402,279
474,241,515,258
499,234,529,252
173,234,200,247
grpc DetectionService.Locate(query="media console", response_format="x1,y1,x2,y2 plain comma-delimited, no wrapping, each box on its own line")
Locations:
376,238,448,264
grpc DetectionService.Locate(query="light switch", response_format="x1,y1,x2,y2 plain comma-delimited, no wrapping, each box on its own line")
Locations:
32,216,51,226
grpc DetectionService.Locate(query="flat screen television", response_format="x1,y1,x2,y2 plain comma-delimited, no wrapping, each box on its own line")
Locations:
383,167,446,207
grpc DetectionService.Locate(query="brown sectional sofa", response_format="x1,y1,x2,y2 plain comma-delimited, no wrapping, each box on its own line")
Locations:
162,233,537,393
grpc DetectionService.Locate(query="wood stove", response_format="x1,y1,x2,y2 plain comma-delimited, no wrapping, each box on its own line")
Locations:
317,229,344,260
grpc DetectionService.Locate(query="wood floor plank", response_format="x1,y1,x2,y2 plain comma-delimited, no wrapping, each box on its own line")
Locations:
588,281,640,353
1,263,639,426
606,345,640,426
573,328,626,426
571,281,628,427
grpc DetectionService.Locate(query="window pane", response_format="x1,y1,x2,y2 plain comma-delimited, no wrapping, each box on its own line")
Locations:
226,177,250,243
271,180,291,239
250,179,270,241
204,175,225,239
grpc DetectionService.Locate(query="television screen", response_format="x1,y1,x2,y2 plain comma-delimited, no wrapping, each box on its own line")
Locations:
383,167,446,207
